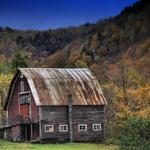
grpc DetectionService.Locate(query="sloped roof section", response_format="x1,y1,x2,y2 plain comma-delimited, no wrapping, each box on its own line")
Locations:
19,68,107,106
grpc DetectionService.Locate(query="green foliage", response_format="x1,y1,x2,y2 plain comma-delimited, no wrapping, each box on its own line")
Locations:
0,74,12,119
74,60,88,68
0,62,10,74
0,55,11,74
117,117,150,150
128,67,145,87
11,52,28,71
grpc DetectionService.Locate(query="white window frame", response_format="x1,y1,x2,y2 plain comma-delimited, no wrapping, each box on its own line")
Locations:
20,81,24,92
45,125,54,132
78,124,87,131
93,124,101,131
20,74,24,78
59,125,68,132
19,94,30,104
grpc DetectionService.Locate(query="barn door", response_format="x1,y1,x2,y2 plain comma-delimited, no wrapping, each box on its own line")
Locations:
20,104,30,117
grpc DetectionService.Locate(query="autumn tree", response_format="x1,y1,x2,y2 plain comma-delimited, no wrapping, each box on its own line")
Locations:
41,50,67,68
0,74,12,119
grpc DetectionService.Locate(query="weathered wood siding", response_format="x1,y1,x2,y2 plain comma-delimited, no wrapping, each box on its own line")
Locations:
72,106,105,142
40,105,105,142
5,125,22,141
40,106,69,142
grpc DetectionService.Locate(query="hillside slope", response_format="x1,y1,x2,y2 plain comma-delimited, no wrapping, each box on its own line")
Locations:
0,0,150,83
40,0,150,83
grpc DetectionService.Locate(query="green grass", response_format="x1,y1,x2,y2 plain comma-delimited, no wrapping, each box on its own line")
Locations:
0,140,117,150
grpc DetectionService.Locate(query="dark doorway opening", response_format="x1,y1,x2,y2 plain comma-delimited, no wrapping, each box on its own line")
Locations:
32,123,39,140
22,124,31,141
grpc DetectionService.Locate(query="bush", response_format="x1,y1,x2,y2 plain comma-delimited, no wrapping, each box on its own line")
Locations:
117,117,150,150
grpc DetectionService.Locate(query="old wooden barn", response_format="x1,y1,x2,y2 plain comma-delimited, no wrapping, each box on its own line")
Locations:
3,68,107,142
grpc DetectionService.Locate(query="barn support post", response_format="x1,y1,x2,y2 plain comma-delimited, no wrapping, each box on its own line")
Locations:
31,123,33,141
4,110,8,139
39,107,42,140
25,125,27,141
104,106,106,141
68,94,73,142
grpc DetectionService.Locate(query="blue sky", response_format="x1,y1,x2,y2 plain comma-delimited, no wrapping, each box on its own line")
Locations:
0,0,138,30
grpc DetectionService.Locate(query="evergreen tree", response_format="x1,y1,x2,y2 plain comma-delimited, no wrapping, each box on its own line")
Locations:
11,52,28,71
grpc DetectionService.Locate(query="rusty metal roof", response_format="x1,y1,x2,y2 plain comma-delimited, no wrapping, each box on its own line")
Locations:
14,68,107,106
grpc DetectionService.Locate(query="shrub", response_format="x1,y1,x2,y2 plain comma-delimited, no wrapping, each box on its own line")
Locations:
117,117,150,150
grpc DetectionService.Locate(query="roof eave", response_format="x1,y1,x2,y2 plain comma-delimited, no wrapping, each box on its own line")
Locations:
3,69,20,110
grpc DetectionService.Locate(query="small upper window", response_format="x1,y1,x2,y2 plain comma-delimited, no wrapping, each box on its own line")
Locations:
20,81,24,92
78,124,87,131
93,124,101,131
20,74,24,78
20,94,30,104
59,125,68,132
45,125,54,132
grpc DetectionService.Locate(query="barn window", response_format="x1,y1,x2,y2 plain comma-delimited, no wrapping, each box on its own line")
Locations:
20,94,30,104
20,81,24,92
45,125,54,132
20,74,24,78
93,124,101,131
59,125,68,132
78,124,87,131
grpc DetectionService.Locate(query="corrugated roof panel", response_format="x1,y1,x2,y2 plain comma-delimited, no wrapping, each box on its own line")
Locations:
19,68,107,106
27,79,41,105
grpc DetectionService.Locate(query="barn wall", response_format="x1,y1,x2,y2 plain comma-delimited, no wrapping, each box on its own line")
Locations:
40,106,69,142
11,125,22,141
40,105,105,142
5,125,22,141
6,75,38,141
8,75,38,120
5,127,12,141
72,106,105,142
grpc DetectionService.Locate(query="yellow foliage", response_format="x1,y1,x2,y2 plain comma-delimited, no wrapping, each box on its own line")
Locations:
103,82,150,130
0,73,12,94
0,73,12,118
112,84,150,122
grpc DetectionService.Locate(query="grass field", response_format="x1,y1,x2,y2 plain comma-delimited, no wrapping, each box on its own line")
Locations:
0,140,117,150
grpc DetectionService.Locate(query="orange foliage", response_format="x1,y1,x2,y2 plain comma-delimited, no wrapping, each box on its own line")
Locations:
112,84,150,121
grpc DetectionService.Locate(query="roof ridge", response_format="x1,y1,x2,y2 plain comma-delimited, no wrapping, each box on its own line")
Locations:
18,68,89,69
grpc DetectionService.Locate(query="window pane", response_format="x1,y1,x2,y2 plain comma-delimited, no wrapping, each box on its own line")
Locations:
59,125,68,132
93,124,101,131
45,125,54,132
20,94,30,104
78,124,87,131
